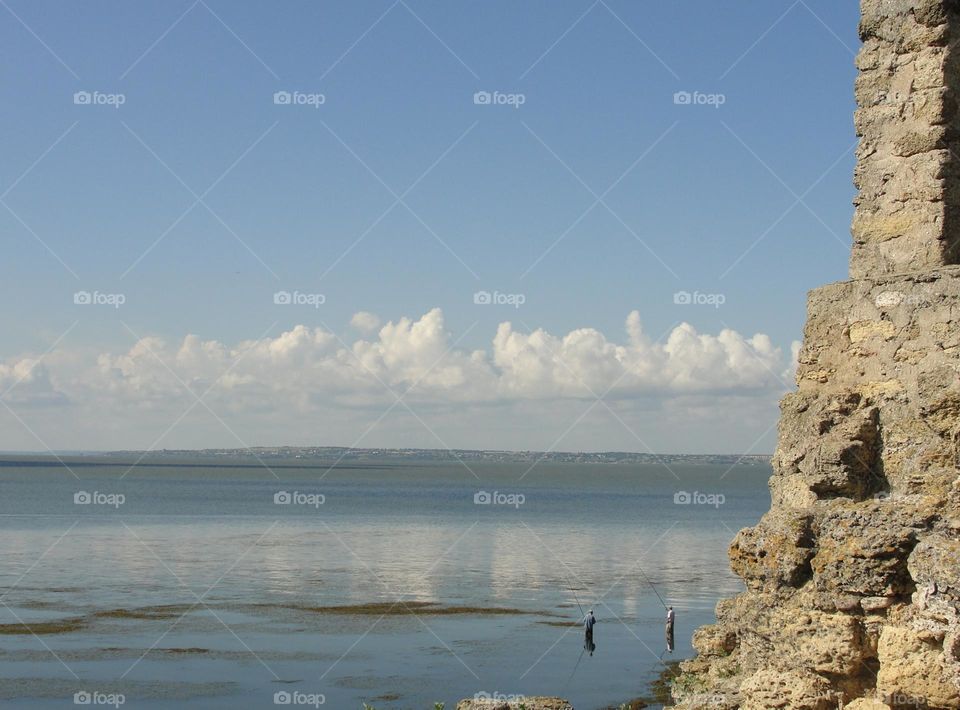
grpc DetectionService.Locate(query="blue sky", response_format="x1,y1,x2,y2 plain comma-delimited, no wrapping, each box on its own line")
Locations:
0,1,861,453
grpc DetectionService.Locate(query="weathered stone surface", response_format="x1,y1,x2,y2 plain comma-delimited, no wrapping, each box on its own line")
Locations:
692,623,738,658
771,391,882,502
909,533,960,602
669,3,960,708
674,272,960,710
851,0,960,277
843,700,891,710
876,625,960,707
729,510,814,591
766,607,867,676
793,272,960,500
737,669,837,710
810,502,929,599
908,533,960,693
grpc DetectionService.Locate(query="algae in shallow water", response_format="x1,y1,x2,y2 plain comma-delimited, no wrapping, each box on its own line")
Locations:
292,601,540,616
0,617,86,635
94,604,194,620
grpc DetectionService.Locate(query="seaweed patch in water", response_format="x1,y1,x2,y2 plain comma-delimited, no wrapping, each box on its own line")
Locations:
288,601,544,616
602,660,682,709
0,618,86,635
95,605,194,620
646,660,683,704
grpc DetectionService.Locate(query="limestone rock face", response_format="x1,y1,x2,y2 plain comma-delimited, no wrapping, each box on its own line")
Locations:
672,276,960,710
670,3,960,708
729,509,814,591
738,670,837,710
844,701,892,710
851,0,960,277
876,625,960,707
810,501,930,601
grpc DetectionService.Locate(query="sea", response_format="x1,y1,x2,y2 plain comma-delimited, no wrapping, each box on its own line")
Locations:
0,456,771,709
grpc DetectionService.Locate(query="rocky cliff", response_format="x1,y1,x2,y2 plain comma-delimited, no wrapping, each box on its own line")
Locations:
671,2,960,708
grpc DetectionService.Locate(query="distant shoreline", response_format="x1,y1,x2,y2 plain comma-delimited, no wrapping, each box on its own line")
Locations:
0,447,772,467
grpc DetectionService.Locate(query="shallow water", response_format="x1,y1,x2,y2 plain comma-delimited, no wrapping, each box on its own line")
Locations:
0,458,770,709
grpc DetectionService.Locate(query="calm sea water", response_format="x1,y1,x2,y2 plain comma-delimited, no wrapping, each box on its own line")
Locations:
0,458,770,709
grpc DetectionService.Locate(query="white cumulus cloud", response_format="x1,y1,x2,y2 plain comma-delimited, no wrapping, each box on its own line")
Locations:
350,311,381,333
0,309,794,451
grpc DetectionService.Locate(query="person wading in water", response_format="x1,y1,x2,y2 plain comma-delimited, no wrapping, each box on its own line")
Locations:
584,609,596,644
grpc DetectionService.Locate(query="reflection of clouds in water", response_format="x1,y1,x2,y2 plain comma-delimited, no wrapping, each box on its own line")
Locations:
0,518,744,618
487,523,606,602
0,463,769,710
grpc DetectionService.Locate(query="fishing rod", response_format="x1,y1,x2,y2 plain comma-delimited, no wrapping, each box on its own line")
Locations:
561,587,589,694
570,588,586,619
636,562,668,610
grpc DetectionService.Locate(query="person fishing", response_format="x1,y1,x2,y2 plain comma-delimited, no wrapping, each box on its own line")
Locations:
666,605,675,637
584,609,596,644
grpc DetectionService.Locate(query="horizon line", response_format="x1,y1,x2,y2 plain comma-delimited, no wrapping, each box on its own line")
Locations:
0,446,774,458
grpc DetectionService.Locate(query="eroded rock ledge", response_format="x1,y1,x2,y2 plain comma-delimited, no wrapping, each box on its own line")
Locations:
671,1,960,708
672,275,960,710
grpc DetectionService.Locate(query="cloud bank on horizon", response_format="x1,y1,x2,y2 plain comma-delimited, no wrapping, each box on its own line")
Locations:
0,309,798,454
